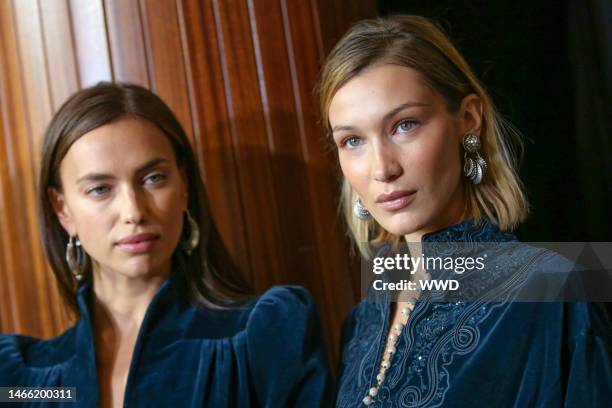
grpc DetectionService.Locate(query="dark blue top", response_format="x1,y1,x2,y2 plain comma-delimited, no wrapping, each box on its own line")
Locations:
0,281,333,407
336,218,612,407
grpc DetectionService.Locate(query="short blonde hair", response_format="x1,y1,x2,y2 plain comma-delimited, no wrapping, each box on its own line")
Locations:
318,15,528,256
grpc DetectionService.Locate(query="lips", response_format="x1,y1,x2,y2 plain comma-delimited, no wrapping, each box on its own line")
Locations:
116,233,159,254
375,190,417,212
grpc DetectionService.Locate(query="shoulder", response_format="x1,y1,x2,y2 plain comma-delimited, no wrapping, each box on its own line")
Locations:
251,285,316,311
244,285,333,406
183,286,318,339
0,327,77,385
245,285,319,337
0,334,27,379
470,241,580,302
515,244,611,304
565,301,612,341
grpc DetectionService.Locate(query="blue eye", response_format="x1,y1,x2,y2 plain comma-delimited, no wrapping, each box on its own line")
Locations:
86,186,110,196
144,173,167,185
395,119,418,133
342,136,363,149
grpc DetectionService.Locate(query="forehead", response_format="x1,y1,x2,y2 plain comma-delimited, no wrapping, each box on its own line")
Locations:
328,64,440,125
59,116,174,179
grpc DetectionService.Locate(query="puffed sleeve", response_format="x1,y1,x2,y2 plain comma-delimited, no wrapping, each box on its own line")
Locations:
563,302,612,406
246,285,333,407
0,335,23,386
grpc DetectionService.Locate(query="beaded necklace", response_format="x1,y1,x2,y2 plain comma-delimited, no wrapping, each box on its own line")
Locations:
362,272,430,406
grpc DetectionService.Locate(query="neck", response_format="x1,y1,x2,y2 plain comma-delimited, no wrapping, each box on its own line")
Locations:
404,183,468,244
92,267,167,331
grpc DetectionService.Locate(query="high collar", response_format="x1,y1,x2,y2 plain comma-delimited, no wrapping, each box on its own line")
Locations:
72,277,183,406
76,276,177,322
421,217,517,243
74,276,182,369
365,218,520,334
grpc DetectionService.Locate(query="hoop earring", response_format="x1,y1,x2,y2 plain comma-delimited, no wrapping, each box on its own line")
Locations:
462,133,487,185
353,197,371,220
66,236,85,281
181,209,200,256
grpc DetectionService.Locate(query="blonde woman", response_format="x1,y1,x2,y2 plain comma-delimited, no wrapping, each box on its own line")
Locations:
319,16,611,407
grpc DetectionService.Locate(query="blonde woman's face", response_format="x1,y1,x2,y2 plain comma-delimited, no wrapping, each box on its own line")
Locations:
51,116,187,280
328,64,481,240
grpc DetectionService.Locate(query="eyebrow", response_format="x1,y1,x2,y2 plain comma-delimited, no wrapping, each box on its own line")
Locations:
331,101,430,133
75,157,169,184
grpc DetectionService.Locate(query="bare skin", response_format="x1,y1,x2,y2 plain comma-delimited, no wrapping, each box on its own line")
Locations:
92,273,164,407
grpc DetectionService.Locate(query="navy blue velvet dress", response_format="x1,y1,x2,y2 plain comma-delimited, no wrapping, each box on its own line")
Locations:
0,280,333,407
336,218,612,407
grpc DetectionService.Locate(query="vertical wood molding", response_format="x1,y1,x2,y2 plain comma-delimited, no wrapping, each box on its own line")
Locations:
39,0,80,111
69,0,113,86
139,0,194,142
1,0,50,337
178,0,253,281
209,0,286,290
104,0,150,87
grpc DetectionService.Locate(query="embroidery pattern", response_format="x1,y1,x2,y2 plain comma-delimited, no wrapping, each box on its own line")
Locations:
337,219,548,407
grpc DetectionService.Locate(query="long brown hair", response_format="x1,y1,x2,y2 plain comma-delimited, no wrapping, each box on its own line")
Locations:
318,15,529,257
38,82,251,315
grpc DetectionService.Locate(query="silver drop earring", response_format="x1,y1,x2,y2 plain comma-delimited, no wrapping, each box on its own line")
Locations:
66,236,85,281
353,197,371,220
462,133,487,185
181,209,200,255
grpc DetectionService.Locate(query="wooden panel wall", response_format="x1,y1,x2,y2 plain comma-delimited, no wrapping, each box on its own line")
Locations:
0,0,377,364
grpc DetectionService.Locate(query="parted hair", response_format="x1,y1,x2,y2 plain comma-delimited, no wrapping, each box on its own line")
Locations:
38,82,251,315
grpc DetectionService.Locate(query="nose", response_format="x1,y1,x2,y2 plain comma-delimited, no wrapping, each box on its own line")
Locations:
371,141,403,182
119,186,147,225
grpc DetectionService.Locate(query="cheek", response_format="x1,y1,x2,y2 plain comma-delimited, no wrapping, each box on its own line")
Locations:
420,134,462,194
65,202,113,260
71,200,113,236
338,153,370,196
154,188,187,235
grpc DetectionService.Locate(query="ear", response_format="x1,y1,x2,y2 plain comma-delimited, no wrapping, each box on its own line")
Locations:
459,93,484,135
48,187,77,236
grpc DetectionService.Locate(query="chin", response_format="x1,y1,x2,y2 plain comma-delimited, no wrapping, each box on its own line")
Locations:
115,258,166,279
376,211,426,238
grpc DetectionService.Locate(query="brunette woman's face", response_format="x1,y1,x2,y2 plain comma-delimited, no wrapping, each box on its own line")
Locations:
52,116,187,280
328,64,482,240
